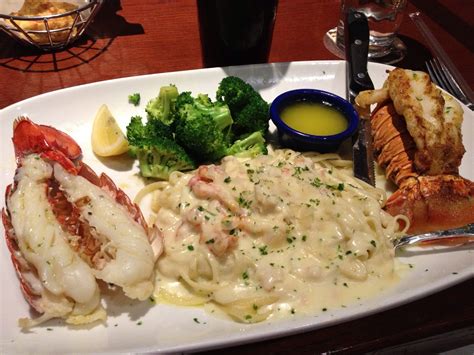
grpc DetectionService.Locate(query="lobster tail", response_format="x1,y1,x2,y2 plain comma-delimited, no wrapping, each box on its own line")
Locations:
3,117,161,328
385,175,474,233
371,103,418,186
358,69,474,234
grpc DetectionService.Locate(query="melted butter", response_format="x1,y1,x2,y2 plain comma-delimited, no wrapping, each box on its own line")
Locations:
281,101,348,136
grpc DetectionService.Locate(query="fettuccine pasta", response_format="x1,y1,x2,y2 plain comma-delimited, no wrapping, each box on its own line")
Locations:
140,148,408,322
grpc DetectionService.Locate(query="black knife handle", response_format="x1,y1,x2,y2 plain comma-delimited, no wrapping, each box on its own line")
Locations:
345,10,374,98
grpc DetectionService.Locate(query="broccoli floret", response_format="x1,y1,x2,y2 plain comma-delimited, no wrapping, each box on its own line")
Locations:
226,131,268,158
126,115,194,179
145,85,179,125
216,76,269,135
174,92,234,162
128,93,141,106
126,115,148,146
135,140,195,179
127,115,173,148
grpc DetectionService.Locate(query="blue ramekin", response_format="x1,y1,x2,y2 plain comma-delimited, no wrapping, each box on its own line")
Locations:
269,89,359,152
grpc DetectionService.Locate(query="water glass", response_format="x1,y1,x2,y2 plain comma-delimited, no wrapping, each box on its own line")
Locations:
336,0,407,59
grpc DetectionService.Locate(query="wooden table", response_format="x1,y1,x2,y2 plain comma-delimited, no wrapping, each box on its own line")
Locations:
0,0,473,353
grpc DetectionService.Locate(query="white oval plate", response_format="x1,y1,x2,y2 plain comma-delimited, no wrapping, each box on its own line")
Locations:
1,61,473,354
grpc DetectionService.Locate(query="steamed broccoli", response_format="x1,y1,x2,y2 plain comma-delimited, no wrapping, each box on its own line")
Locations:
126,115,195,179
127,78,269,179
216,76,269,135
174,92,234,161
145,85,179,125
226,131,268,158
128,93,141,106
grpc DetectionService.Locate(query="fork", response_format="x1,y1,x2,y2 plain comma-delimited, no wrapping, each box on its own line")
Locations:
409,12,474,111
394,223,474,249
426,58,474,111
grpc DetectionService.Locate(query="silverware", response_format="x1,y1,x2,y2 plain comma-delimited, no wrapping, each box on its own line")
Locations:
409,12,474,111
394,224,474,249
344,10,376,186
426,58,474,111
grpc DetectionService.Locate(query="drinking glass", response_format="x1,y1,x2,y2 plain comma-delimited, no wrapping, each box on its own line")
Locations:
197,0,278,68
326,0,407,63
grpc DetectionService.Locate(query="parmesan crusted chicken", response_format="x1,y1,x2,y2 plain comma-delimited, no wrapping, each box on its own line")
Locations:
356,68,465,175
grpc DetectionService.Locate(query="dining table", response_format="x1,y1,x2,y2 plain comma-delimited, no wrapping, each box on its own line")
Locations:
0,0,473,353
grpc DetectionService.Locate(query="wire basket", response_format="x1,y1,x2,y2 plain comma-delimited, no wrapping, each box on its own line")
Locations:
0,0,103,50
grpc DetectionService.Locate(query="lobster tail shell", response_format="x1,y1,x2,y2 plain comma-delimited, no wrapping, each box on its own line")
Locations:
385,175,474,233
13,117,82,161
371,103,418,186
2,197,43,313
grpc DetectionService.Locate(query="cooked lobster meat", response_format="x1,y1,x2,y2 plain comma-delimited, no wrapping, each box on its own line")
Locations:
356,68,465,176
2,118,162,328
356,68,474,233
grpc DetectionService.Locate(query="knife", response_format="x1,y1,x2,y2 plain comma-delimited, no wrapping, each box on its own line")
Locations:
344,10,376,186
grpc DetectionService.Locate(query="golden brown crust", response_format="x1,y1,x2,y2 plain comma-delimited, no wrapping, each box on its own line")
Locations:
10,1,78,44
356,68,465,176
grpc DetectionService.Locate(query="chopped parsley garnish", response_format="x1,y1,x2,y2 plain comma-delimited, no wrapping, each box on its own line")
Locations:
187,245,195,251
311,177,323,187
224,176,231,183
259,245,268,255
237,193,252,209
242,271,249,280
370,240,377,248
205,239,215,244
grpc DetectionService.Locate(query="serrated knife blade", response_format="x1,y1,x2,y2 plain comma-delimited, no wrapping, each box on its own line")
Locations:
344,10,376,186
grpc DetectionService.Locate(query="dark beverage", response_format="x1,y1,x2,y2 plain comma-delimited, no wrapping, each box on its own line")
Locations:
197,0,278,67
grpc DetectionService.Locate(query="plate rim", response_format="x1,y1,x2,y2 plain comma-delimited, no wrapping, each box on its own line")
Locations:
1,59,473,354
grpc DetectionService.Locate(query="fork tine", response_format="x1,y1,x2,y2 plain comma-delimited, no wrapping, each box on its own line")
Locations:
430,58,467,102
430,58,454,94
436,58,467,101
432,58,458,97
426,60,442,88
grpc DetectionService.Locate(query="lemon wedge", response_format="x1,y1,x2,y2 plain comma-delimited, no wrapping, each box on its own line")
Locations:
91,104,129,157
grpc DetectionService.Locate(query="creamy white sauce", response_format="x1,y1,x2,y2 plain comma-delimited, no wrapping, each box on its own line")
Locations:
151,150,405,322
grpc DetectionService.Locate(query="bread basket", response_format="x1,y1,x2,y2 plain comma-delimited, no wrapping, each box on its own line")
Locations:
0,0,103,50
